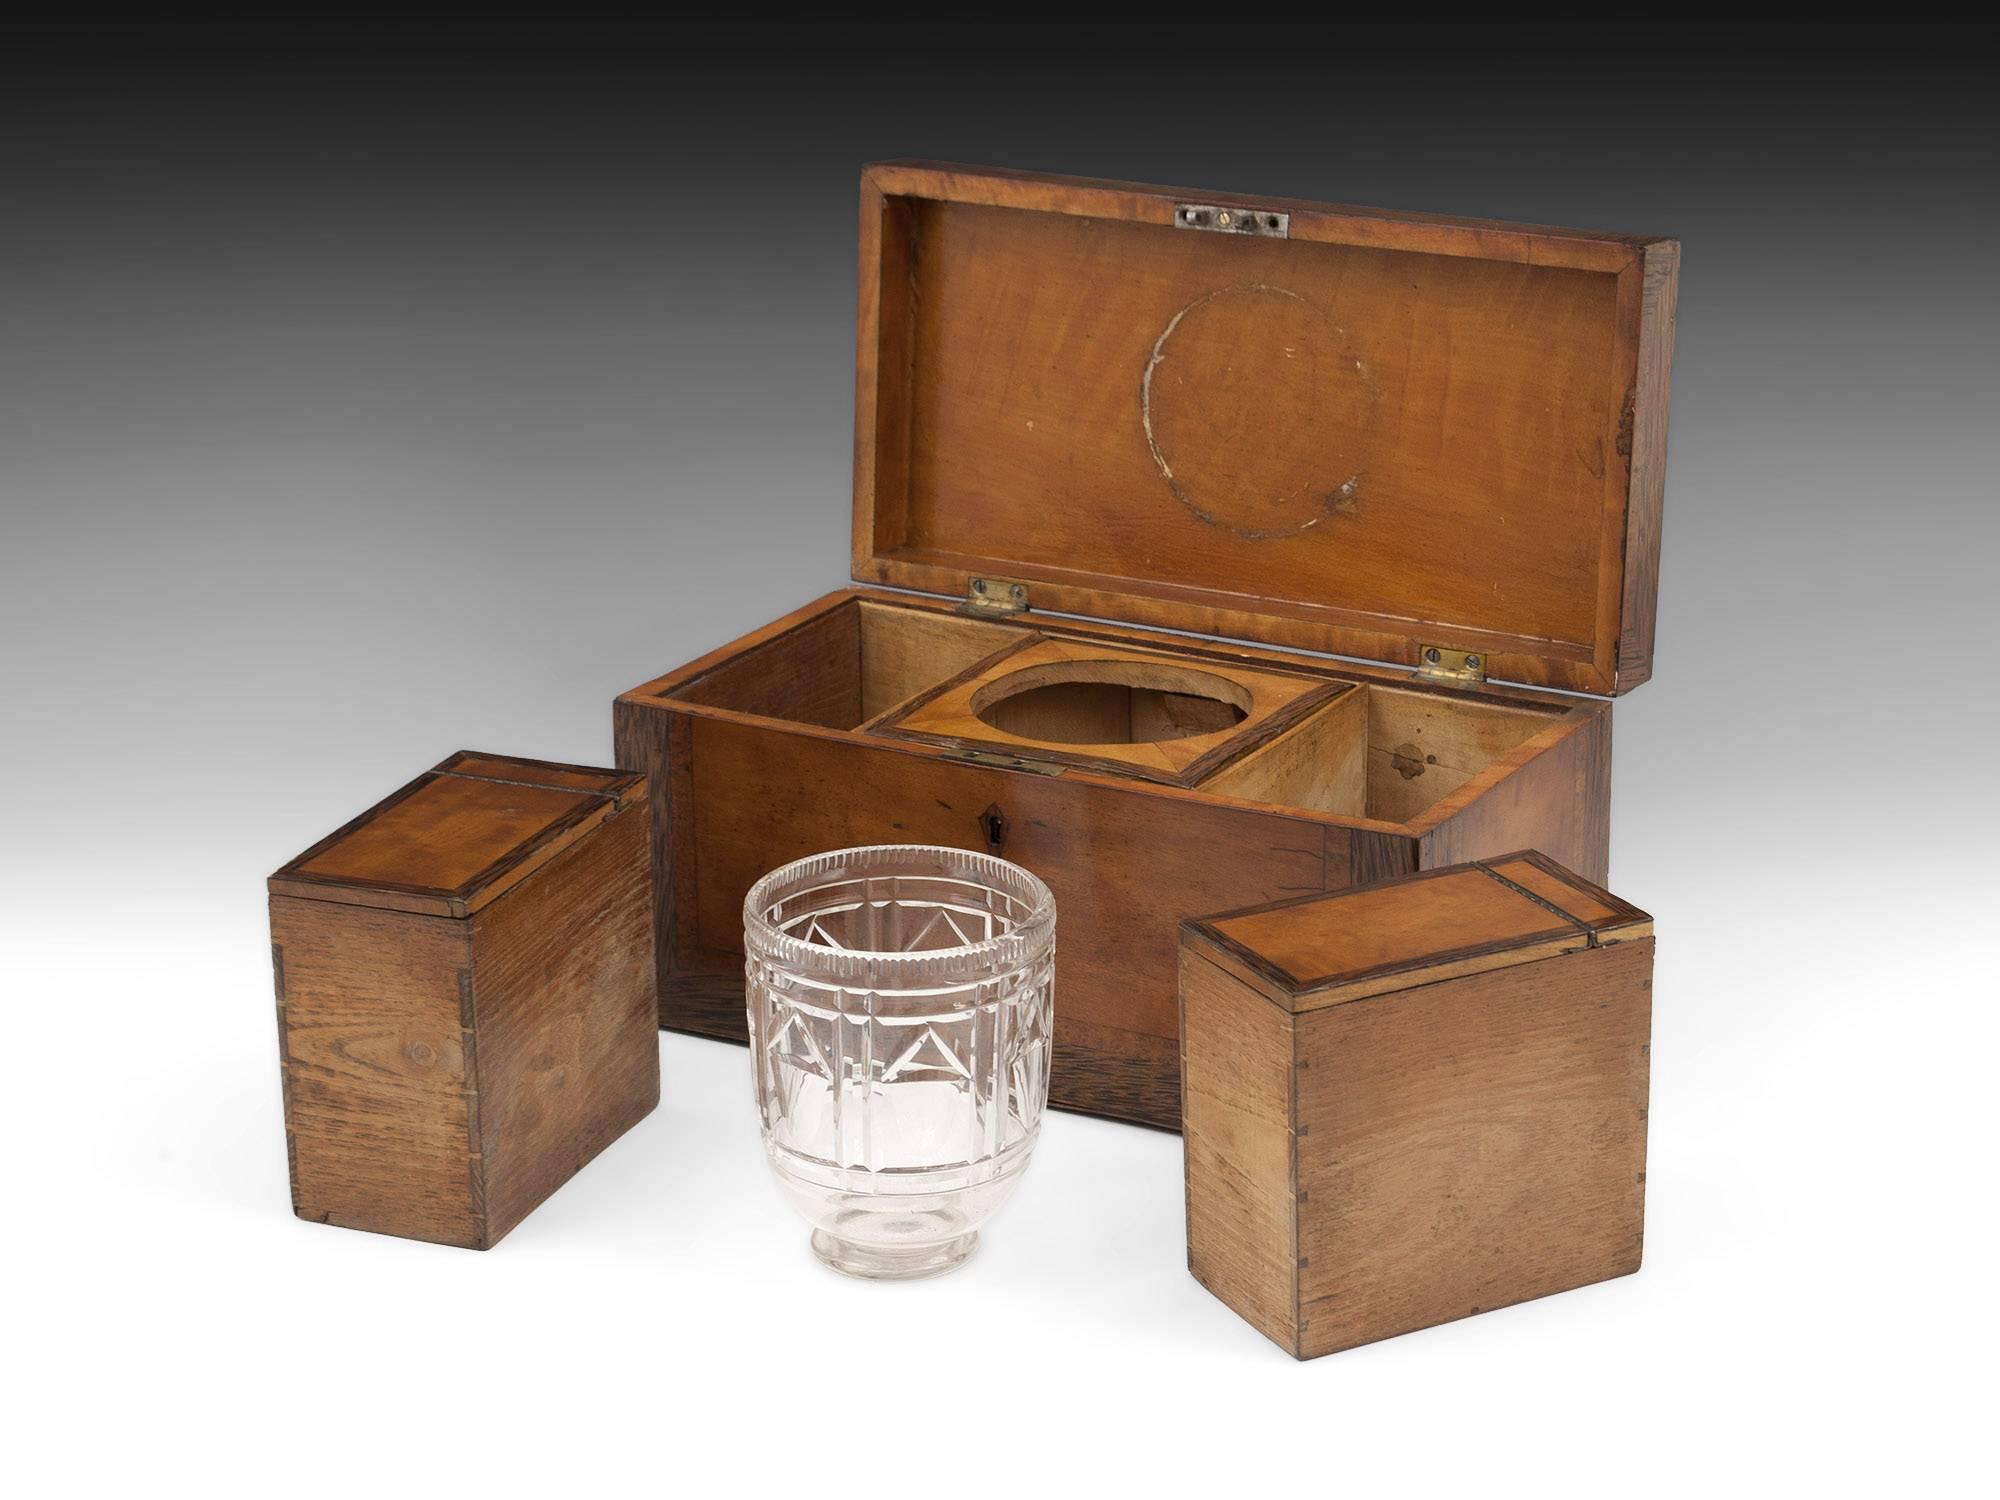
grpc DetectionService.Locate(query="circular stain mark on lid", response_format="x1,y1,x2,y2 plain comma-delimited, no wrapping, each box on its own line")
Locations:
1141,285,1378,540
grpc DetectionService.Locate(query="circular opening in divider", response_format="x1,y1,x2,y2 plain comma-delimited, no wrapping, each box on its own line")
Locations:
969,659,1253,746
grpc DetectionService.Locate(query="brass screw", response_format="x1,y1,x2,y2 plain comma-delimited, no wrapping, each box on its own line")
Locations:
1217,210,1233,228
1465,654,1481,669
1424,647,1441,664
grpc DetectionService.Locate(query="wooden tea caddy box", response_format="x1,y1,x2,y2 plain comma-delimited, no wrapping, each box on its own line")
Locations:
615,161,1678,1130
1180,851,1654,1357
269,752,659,1248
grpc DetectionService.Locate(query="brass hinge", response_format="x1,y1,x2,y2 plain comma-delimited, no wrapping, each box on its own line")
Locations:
960,576,1029,617
940,747,1065,777
1174,203,1289,239
1414,645,1487,686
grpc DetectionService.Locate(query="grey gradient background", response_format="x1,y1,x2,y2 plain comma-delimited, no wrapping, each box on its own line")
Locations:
6,24,1995,1492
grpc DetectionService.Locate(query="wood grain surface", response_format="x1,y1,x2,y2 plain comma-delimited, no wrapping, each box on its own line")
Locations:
464,802,658,1245
1180,949,1299,1350
671,713,1337,1128
1187,848,1651,1006
269,752,644,918
876,632,1350,786
271,896,481,1246
1291,938,1653,1356
1419,704,1613,886
852,162,1678,695
616,589,1616,1127
1206,867,1585,996
1180,853,1653,1357
1202,688,1368,816
270,758,658,1249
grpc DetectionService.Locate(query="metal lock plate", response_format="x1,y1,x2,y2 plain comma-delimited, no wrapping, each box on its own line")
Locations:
960,576,1030,617
1173,203,1289,238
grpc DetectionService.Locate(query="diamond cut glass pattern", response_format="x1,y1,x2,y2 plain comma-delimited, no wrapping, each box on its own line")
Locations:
744,845,1057,1279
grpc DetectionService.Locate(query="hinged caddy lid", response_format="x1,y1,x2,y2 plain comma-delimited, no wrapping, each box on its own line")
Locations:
852,162,1678,696
1183,849,1652,1012
268,752,644,919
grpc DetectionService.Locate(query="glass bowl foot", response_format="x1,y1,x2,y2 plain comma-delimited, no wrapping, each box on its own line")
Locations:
810,1227,978,1281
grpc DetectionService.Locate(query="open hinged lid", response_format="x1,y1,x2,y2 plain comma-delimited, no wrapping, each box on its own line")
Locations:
268,752,644,918
852,162,1678,696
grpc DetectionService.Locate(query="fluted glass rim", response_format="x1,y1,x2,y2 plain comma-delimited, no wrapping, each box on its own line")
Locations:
742,844,1056,984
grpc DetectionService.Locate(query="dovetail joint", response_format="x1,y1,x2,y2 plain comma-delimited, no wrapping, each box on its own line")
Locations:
272,945,291,1063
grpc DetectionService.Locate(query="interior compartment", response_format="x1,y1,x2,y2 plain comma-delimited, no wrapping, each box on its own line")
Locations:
671,598,1568,827
971,659,1251,745
1200,684,1561,822
871,631,1356,787
1199,689,1369,815
670,599,1018,729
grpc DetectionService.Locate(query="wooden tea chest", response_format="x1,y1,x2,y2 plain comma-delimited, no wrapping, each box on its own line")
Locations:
615,161,1677,1130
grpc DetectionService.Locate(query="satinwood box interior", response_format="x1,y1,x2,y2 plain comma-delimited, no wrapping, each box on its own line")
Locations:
268,752,659,1249
615,161,1677,1129
1180,851,1655,1358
